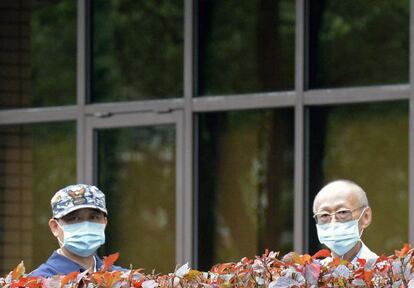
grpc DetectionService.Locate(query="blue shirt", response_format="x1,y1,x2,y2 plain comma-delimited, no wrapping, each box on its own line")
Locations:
29,251,126,277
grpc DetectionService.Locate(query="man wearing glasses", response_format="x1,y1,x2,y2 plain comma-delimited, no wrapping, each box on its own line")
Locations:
313,179,378,264
30,184,125,277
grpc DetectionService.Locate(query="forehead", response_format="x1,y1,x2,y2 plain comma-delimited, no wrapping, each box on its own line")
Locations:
314,185,360,212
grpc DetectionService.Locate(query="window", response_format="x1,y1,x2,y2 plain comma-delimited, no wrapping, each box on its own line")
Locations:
0,122,76,273
307,101,409,255
197,109,294,269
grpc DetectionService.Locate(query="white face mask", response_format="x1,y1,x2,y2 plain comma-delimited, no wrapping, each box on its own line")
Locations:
316,208,366,256
56,221,106,257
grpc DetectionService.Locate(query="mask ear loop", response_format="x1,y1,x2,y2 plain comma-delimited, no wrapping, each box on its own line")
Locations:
357,207,367,238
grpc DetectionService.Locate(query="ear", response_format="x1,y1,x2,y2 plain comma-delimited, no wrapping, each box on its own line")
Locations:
359,207,372,230
48,218,60,237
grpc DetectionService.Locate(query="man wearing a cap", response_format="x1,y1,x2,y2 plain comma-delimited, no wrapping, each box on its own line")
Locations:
30,184,124,277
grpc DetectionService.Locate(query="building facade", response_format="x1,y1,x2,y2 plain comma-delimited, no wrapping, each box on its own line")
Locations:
0,0,411,274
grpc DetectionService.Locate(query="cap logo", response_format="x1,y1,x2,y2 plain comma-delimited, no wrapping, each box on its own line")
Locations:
68,187,86,205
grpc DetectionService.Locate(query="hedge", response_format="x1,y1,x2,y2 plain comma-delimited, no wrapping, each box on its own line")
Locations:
2,244,414,287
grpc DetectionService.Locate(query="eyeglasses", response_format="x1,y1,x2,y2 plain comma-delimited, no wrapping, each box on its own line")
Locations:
313,206,365,224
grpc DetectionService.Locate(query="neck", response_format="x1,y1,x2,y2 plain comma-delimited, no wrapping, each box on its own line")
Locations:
59,247,95,271
333,241,362,262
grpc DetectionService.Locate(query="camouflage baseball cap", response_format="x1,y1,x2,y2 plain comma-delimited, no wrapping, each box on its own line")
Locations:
51,184,107,219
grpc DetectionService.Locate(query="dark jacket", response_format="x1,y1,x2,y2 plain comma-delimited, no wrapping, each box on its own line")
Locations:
29,251,126,277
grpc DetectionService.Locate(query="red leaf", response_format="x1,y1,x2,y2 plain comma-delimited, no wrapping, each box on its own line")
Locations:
312,249,331,260
354,267,365,279
100,252,120,272
104,271,122,287
356,258,366,267
299,254,312,265
211,262,234,274
329,256,341,268
11,277,41,288
132,278,145,288
395,243,411,258
92,272,105,285
11,261,25,280
363,270,373,283
60,271,79,288
375,255,388,264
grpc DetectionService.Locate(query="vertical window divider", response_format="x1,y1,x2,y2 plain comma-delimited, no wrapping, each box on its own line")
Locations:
294,0,306,254
409,0,414,245
76,0,88,183
183,0,195,266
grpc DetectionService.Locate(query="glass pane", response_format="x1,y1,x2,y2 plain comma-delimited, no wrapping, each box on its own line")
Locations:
308,0,409,88
197,109,294,270
97,125,176,273
308,101,408,255
197,0,295,96
0,122,76,274
91,0,184,102
0,0,76,109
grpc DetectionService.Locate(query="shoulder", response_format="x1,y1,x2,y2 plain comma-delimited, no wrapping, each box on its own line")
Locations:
352,242,378,267
29,263,59,278
29,251,84,277
29,251,59,277
358,243,378,260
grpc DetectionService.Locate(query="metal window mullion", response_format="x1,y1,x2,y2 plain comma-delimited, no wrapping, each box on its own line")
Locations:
409,0,414,245
86,112,178,129
410,101,414,245
84,98,185,115
192,91,296,112
176,110,186,266
294,0,306,254
181,0,195,266
0,106,78,124
304,84,410,106
76,0,88,183
84,116,94,185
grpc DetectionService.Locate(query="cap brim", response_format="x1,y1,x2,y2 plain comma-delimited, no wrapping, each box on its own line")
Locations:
54,204,108,219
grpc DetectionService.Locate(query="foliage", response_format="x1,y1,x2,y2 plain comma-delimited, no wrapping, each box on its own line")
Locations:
3,245,414,287
31,0,76,106
92,0,183,101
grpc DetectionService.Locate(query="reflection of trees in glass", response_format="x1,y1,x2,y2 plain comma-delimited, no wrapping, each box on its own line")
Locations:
31,0,76,106
32,122,76,270
198,110,294,270
98,126,175,273
309,0,408,88
92,0,183,102
197,0,295,95
308,102,408,255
